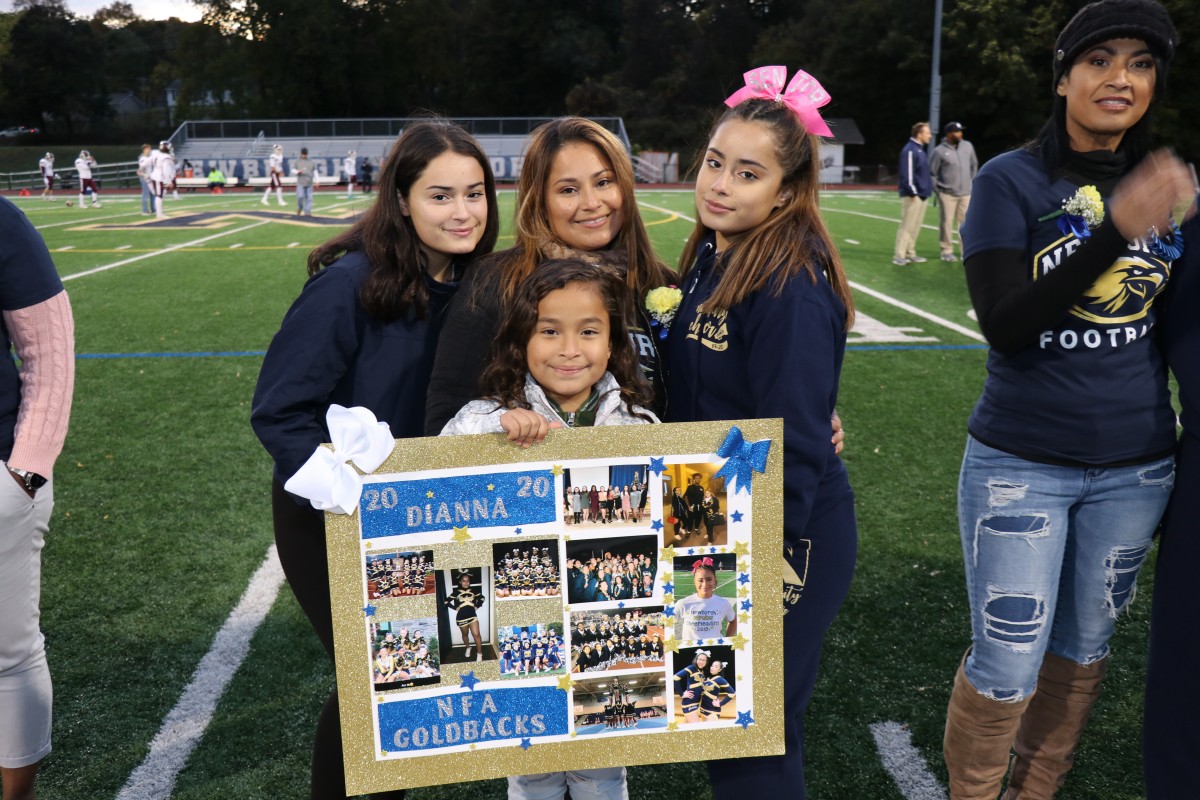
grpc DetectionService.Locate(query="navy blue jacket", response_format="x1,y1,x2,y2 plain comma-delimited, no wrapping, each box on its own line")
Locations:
665,236,853,545
251,252,458,499
898,138,932,199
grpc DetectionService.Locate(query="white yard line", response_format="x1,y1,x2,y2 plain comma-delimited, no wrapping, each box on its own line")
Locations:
849,281,985,342
62,221,271,282
635,201,982,342
870,722,949,800
115,545,285,800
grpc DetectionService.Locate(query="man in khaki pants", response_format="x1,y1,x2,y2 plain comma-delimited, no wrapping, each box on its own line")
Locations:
930,121,978,262
893,122,932,265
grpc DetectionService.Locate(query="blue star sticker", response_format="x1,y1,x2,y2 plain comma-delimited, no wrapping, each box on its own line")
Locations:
617,601,625,608
663,605,675,618
460,671,480,690
715,638,724,645
515,527,523,535
687,548,696,555
730,510,744,523
740,598,753,612
363,604,376,617
738,572,751,585
736,710,755,729
649,457,665,476
709,547,717,554
650,519,663,532
663,580,674,594
520,738,533,750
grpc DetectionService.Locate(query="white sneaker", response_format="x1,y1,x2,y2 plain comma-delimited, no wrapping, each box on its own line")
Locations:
908,256,928,263
464,646,472,659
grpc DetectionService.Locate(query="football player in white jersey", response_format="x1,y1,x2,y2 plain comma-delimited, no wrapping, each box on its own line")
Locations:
149,141,176,219
38,153,54,199
343,149,357,198
74,150,100,207
262,144,286,206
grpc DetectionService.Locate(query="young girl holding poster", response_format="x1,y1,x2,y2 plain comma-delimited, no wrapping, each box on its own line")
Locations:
251,119,499,800
664,67,857,799
440,257,654,800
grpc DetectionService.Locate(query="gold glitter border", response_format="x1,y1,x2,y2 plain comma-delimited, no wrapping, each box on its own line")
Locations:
327,419,784,793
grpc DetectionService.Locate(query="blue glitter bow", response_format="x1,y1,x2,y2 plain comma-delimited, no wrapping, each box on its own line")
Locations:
1057,213,1092,240
713,426,771,494
1149,222,1185,261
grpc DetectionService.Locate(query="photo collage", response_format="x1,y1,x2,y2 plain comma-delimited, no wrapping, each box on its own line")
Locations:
356,456,754,754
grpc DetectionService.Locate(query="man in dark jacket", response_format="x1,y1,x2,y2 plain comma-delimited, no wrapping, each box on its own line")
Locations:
893,121,933,265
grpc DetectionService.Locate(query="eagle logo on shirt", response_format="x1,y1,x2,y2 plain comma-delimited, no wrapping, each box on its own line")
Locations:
1069,254,1170,324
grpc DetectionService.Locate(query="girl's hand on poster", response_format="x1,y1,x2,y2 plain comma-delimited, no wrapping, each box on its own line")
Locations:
500,408,562,447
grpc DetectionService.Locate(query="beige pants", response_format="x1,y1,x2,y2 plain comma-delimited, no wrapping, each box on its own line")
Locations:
938,192,971,256
894,195,928,259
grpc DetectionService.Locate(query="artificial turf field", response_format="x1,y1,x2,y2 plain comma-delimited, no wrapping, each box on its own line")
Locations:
9,186,1160,799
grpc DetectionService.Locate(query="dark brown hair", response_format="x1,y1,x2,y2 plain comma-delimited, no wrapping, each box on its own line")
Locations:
678,99,855,328
307,119,499,321
478,258,654,419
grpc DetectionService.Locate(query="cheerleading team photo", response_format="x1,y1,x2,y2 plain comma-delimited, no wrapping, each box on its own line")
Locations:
564,534,659,605
365,549,435,598
496,623,566,678
491,540,561,599
436,567,494,665
673,645,737,724
369,618,441,691
570,674,669,736
569,608,666,673
672,554,738,641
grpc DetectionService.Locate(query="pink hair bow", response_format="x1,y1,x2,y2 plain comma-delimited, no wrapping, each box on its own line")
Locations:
692,557,714,571
724,66,833,137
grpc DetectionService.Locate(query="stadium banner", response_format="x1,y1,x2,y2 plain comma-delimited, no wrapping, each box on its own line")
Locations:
325,419,785,793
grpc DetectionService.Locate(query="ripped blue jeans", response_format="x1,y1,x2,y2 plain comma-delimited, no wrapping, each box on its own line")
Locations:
957,436,1174,701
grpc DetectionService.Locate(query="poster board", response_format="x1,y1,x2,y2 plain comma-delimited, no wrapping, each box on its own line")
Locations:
326,418,784,794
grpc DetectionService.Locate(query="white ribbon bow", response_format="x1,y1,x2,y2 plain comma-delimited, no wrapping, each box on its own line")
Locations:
283,404,396,515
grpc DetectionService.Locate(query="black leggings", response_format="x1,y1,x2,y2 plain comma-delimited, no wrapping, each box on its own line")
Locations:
272,479,407,800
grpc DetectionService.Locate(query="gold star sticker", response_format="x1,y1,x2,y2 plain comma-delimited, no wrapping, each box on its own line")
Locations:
738,612,751,625
376,695,384,703
738,586,750,598
557,674,575,691
551,465,563,476
564,535,571,542
564,604,571,612
381,750,388,757
570,731,578,738
662,637,680,654
452,526,471,542
667,721,679,732
663,593,675,605
487,483,495,491
470,744,477,750
730,632,748,650
733,540,750,558
737,560,749,572
660,545,676,562
426,490,434,498
737,674,743,681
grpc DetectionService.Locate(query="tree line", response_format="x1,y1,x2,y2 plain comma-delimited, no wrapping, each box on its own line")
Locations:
0,0,1196,168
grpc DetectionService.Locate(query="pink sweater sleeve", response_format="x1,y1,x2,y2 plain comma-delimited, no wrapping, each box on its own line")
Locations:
4,290,75,477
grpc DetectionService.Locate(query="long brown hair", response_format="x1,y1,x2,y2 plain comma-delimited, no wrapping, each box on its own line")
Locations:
497,117,669,302
479,258,654,419
678,99,854,328
307,119,499,321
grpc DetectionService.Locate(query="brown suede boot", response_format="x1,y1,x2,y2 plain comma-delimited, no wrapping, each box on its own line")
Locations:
945,653,1033,799
1001,653,1107,800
